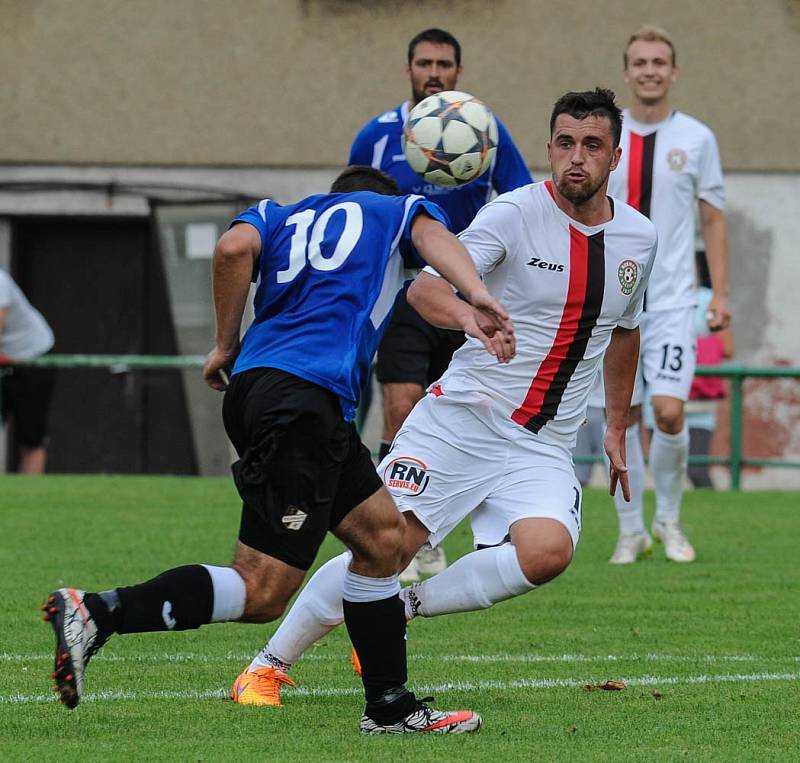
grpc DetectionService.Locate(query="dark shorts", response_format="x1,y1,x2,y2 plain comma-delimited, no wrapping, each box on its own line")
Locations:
222,367,383,570
0,365,55,448
376,290,466,388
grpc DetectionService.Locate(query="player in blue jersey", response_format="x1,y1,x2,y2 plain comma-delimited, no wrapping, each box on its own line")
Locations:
350,28,532,578
41,166,514,735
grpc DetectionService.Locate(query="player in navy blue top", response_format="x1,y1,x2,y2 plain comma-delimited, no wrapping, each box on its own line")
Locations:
227,184,448,423
42,166,513,736
349,27,532,580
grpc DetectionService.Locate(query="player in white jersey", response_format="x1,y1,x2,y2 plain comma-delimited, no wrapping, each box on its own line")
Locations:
233,89,657,707
599,26,731,564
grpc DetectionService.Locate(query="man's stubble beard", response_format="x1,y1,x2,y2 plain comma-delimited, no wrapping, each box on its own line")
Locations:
554,174,607,206
412,80,446,105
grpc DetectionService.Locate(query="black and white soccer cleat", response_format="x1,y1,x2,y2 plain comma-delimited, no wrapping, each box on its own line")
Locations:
41,588,108,709
360,696,482,735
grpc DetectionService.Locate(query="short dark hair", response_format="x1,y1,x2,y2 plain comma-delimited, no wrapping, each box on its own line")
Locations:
549,88,623,148
407,28,461,67
330,166,400,195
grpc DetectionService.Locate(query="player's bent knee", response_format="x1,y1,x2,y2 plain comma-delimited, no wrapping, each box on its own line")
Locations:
242,600,286,623
652,398,685,434
240,587,291,623
517,540,573,586
231,548,304,623
365,521,405,565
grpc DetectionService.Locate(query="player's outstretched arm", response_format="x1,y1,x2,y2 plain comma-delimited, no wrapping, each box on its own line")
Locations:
408,272,515,363
409,214,515,361
203,223,261,391
603,325,640,501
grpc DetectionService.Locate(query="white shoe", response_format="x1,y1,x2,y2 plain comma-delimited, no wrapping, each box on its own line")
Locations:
415,545,447,575
652,519,696,562
399,556,420,583
609,531,653,564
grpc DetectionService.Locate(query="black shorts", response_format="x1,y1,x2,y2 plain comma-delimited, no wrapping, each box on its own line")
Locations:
376,290,466,387
222,367,383,570
0,365,55,448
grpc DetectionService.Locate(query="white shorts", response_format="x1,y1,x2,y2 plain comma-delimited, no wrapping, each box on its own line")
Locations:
640,306,696,401
378,394,582,551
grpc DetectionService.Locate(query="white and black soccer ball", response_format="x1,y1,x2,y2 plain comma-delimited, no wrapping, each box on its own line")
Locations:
403,91,498,187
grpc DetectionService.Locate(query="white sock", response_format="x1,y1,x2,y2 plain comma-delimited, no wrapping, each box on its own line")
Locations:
201,565,246,623
613,423,647,534
342,568,400,603
249,552,350,671
650,423,689,524
402,542,535,618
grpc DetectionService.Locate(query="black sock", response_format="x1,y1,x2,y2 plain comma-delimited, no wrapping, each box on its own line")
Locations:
343,595,416,722
378,441,392,461
85,565,214,635
83,593,115,637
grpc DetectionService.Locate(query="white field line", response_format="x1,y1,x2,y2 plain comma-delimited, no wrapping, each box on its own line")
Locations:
2,651,799,665
1,671,799,705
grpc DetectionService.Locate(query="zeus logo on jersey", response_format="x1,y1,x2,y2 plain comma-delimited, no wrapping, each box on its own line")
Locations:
527,257,564,272
383,457,430,496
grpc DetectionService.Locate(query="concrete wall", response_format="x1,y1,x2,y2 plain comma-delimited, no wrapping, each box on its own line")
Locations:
1,0,799,170
2,0,798,483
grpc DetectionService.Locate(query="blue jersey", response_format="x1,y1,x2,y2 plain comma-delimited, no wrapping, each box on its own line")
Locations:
230,191,448,421
348,102,533,233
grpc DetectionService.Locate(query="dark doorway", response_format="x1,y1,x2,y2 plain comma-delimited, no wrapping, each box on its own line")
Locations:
10,218,197,474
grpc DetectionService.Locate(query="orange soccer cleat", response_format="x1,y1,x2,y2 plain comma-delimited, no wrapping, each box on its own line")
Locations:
231,666,295,706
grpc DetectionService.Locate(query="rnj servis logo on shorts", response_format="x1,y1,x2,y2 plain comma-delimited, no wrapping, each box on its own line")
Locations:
383,456,430,496
618,260,638,296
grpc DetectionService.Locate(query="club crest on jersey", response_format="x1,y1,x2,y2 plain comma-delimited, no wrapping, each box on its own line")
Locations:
666,148,688,172
281,506,308,531
618,260,638,295
383,456,430,496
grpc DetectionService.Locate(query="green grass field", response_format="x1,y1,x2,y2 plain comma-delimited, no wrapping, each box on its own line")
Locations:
1,475,798,761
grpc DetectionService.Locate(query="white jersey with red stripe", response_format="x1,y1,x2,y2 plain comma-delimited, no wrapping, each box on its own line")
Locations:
425,180,657,448
608,109,725,312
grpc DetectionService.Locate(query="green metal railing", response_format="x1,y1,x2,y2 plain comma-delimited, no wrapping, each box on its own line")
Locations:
4,356,800,489
691,365,800,488
573,365,800,489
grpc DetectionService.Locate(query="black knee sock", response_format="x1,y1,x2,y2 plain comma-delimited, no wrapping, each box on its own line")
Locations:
84,565,214,635
343,595,417,722
378,441,392,461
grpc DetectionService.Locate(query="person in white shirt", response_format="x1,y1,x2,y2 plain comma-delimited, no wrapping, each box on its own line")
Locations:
0,268,55,474
231,89,658,707
603,25,731,564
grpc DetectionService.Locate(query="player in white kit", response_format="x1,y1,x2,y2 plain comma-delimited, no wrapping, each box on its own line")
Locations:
232,89,657,706
600,26,731,564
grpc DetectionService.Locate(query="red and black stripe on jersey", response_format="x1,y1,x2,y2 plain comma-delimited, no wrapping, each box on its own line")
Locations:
627,132,656,218
511,225,606,434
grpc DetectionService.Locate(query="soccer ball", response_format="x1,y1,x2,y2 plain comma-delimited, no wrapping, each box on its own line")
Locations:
403,91,498,187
